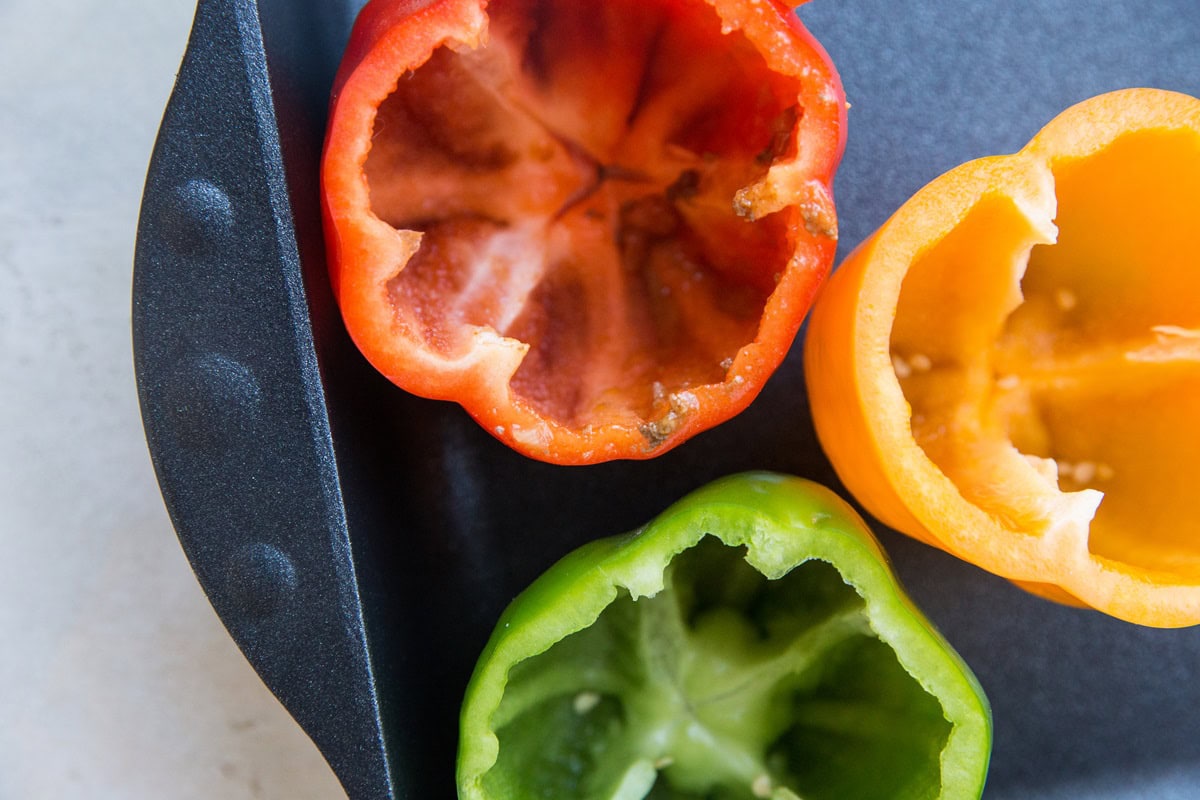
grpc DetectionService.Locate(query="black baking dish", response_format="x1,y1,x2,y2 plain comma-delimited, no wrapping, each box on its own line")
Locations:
133,0,1200,797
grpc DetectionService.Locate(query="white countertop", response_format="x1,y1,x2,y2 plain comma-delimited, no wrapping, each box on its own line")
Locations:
0,1,346,797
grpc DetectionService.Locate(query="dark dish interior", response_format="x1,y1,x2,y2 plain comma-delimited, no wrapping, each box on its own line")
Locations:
133,0,1200,798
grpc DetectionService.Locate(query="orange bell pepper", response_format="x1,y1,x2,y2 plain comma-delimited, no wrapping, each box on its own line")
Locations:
321,0,845,464
804,88,1200,627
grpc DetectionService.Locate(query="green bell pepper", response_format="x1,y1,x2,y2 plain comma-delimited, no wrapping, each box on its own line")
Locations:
457,473,991,800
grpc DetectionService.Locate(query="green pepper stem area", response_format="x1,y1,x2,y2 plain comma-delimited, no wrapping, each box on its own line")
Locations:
480,537,952,799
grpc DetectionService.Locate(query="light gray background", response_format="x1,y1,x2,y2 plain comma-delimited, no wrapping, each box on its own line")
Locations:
0,1,345,797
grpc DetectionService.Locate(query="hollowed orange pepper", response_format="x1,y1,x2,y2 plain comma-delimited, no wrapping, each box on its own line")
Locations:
322,0,845,464
804,88,1200,627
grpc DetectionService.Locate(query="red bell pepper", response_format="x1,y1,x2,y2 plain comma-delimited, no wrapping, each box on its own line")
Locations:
321,0,845,463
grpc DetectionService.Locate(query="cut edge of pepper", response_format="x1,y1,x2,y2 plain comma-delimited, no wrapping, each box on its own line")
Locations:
457,473,991,800
806,88,1200,627
322,0,846,464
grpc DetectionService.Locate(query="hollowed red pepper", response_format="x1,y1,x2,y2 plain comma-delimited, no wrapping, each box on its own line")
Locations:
321,0,845,463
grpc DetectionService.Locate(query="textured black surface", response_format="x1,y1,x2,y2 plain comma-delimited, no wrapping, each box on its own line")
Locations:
134,1,1200,798
133,1,393,798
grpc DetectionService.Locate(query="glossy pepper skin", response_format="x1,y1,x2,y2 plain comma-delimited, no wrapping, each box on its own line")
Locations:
457,473,991,799
321,0,845,464
804,89,1200,627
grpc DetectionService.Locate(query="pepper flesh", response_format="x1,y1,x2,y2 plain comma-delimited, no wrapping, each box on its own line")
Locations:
321,0,845,463
457,473,991,799
804,89,1200,627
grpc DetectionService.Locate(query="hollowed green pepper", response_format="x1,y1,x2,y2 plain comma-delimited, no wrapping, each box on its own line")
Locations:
457,473,991,800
